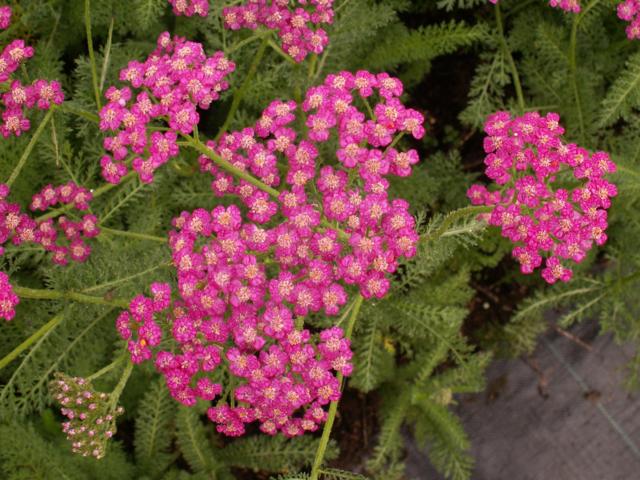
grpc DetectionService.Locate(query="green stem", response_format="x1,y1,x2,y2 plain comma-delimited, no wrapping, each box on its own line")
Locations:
384,132,406,154
185,135,280,198
267,38,297,66
108,360,133,410
310,294,364,480
84,0,102,110
426,205,493,243
6,108,55,187
99,226,166,243
568,18,585,144
307,53,318,82
568,0,600,144
227,33,263,54
87,352,125,381
36,171,136,222
58,103,100,123
185,135,348,240
0,313,64,371
13,285,129,308
495,3,525,114
82,261,171,293
217,39,268,139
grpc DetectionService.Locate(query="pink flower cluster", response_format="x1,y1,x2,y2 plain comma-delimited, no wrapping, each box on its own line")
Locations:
116,71,424,437
618,0,640,39
223,0,334,62
117,276,350,437
0,6,64,138
488,0,580,12
0,182,99,265
50,373,125,459
99,32,234,184
30,182,93,211
467,111,617,284
201,71,423,298
0,270,18,321
168,0,209,17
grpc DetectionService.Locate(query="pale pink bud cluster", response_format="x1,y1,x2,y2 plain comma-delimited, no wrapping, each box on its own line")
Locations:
0,183,99,266
168,0,209,17
223,0,333,62
99,32,235,184
0,270,18,321
467,111,617,284
0,7,64,138
50,373,124,459
617,0,640,39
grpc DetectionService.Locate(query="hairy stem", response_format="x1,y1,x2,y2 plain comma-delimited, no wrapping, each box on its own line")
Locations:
36,171,136,222
310,294,364,480
84,0,102,110
99,226,166,243
495,3,525,114
58,103,100,123
6,108,55,187
267,38,297,66
568,0,600,144
185,135,280,198
13,285,129,308
568,18,585,143
87,352,125,381
217,38,268,140
108,359,133,410
82,260,171,293
0,313,64,371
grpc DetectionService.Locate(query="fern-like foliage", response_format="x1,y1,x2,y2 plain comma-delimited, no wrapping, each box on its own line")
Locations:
135,378,177,477
175,406,223,475
222,436,338,474
365,20,488,73
598,51,640,128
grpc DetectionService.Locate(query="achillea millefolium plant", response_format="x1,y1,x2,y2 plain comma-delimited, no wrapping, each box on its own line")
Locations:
0,1,637,479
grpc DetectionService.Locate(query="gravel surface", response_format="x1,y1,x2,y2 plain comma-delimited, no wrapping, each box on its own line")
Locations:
406,321,640,480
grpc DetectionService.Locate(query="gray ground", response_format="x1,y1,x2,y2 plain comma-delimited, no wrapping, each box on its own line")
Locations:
406,321,640,480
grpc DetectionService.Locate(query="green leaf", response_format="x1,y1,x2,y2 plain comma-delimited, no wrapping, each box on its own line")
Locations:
599,51,640,128
135,378,176,477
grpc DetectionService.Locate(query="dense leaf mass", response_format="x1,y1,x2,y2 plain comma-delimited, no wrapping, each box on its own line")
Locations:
0,1,637,480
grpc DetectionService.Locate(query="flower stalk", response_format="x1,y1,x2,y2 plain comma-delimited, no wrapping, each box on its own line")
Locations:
309,294,364,480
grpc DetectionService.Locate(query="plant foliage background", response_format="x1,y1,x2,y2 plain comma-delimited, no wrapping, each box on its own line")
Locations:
0,0,638,479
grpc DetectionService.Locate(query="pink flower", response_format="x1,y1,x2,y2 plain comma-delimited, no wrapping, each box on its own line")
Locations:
468,111,616,284
98,32,235,183
0,271,19,321
168,0,209,17
222,1,334,62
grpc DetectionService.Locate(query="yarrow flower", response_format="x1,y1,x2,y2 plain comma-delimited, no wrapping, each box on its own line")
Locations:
0,182,99,266
50,373,125,459
467,111,617,284
168,0,209,17
0,270,18,321
223,0,334,62
0,6,64,138
617,0,640,39
117,71,426,437
118,281,350,437
200,70,423,298
99,32,234,184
